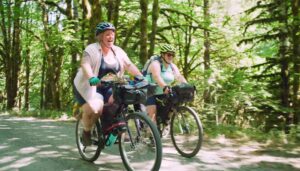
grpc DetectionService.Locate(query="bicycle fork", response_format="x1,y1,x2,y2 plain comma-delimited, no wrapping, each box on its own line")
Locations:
177,111,190,134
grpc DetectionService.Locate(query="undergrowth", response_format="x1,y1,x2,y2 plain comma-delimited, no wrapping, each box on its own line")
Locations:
204,124,300,145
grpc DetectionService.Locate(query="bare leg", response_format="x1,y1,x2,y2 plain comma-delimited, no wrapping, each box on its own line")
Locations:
81,99,104,132
146,105,157,124
107,95,114,105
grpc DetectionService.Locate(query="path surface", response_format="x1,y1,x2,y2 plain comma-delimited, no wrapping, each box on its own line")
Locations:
0,114,299,171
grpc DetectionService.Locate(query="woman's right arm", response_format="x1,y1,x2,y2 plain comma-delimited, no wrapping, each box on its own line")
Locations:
149,61,168,88
81,51,94,79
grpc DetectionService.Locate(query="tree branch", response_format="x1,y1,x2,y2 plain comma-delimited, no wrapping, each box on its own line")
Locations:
120,19,139,49
19,25,42,41
244,17,281,34
238,33,281,46
44,0,67,15
157,24,205,32
160,8,207,30
245,2,276,14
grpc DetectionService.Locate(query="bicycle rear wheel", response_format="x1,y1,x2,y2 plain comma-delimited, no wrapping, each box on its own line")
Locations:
75,119,102,162
170,106,203,158
119,112,162,171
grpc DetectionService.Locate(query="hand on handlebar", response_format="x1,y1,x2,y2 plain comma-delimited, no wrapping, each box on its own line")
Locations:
163,85,171,94
89,77,100,86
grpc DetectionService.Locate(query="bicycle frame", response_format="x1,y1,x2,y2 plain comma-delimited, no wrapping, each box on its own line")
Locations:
155,90,195,136
94,103,145,150
76,78,163,169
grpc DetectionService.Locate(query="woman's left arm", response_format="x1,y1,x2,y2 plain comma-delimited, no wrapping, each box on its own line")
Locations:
173,64,187,83
122,53,142,76
116,47,142,76
126,62,143,76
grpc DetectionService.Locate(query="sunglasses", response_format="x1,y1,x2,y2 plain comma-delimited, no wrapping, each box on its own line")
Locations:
165,52,175,57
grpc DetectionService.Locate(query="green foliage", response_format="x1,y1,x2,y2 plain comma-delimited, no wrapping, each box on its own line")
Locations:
9,109,71,119
0,0,299,135
205,124,299,144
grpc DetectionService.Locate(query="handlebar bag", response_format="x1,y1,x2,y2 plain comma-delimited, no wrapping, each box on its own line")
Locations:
113,83,148,104
172,83,196,103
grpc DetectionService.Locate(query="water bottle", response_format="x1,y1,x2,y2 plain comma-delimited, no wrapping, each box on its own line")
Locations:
105,131,118,146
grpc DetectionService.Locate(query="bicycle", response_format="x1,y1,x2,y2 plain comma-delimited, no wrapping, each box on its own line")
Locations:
75,78,162,171
155,83,203,158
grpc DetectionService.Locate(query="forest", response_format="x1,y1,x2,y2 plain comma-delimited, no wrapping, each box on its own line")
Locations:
0,0,299,140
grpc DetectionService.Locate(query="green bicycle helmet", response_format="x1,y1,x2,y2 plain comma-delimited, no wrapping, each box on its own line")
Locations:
160,44,176,54
95,22,115,36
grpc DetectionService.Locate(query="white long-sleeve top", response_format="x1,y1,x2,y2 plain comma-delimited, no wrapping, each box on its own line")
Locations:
74,42,132,107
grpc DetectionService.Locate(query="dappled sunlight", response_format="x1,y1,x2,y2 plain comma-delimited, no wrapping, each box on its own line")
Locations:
160,132,300,170
198,138,300,170
5,117,37,121
37,151,63,158
1,113,299,171
0,156,16,164
0,114,128,170
0,127,11,130
58,134,68,137
7,138,20,142
0,116,87,171
46,135,57,139
40,125,58,128
0,157,35,170
57,145,73,150
35,145,52,148
19,147,40,154
0,146,9,150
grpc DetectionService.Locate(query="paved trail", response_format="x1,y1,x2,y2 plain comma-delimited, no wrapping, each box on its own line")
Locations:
0,114,299,171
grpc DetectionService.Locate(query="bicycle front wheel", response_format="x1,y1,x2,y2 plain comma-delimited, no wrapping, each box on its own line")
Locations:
119,112,162,171
75,119,102,162
170,106,203,158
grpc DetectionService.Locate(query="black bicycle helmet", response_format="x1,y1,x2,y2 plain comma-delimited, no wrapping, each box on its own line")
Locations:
95,22,115,36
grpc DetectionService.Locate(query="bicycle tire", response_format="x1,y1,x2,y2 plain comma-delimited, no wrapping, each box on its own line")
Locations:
170,106,203,158
76,119,102,162
119,112,162,171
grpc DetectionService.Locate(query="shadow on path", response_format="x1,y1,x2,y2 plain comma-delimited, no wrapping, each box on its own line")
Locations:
0,114,300,171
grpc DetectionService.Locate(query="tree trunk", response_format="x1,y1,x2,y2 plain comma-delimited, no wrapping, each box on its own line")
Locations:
113,0,121,30
24,48,30,110
39,1,62,110
66,0,80,89
203,0,211,104
107,0,114,22
203,0,210,71
106,0,121,42
40,51,46,109
39,1,48,109
24,1,32,111
84,0,102,44
292,0,300,126
139,0,148,64
44,43,63,110
81,0,87,49
0,0,22,110
121,20,139,49
113,0,121,43
182,25,192,80
278,0,290,132
148,0,159,58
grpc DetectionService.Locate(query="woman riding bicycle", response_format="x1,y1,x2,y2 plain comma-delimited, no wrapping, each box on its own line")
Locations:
144,44,187,123
73,22,142,146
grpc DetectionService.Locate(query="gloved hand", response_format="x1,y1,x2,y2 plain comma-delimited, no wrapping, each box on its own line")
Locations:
89,77,100,86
